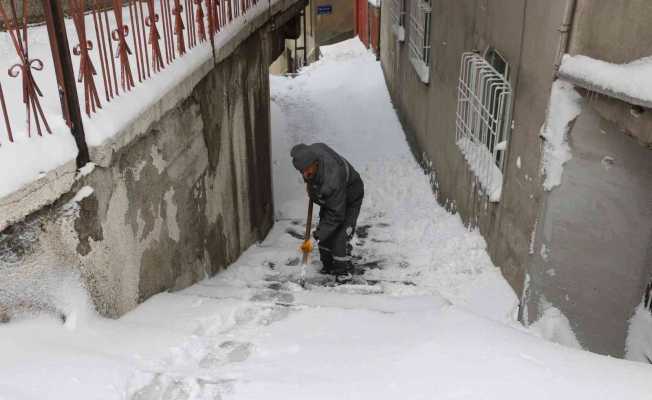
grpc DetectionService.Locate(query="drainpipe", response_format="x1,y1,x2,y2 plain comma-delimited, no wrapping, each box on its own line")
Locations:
377,2,381,61
553,0,577,76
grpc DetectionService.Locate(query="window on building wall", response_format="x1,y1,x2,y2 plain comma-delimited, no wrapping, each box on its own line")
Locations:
484,47,511,168
390,0,406,42
455,51,513,202
485,47,510,79
408,0,432,84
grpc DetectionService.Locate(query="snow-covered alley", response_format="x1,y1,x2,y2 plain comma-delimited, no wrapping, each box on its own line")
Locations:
1,38,651,400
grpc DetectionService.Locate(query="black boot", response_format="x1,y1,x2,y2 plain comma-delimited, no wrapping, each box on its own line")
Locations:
332,259,354,283
319,250,334,275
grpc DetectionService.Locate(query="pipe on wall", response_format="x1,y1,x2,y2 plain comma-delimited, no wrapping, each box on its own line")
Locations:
553,0,577,75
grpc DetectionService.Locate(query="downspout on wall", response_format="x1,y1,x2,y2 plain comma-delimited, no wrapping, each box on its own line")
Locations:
376,0,381,61
553,0,577,75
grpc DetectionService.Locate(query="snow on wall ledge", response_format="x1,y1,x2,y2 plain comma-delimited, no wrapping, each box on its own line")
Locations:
539,80,584,191
0,0,294,232
559,54,652,108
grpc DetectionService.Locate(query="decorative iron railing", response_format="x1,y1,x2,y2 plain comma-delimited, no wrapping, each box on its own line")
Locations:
0,0,258,157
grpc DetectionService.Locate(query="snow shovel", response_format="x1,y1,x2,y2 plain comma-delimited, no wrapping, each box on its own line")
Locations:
299,196,314,287
302,199,314,264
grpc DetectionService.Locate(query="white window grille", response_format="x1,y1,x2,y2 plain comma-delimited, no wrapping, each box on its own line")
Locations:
455,52,513,202
390,0,406,41
408,0,431,84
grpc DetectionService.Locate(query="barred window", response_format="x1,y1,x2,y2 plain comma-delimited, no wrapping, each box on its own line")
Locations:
455,52,513,202
408,0,432,84
390,0,406,41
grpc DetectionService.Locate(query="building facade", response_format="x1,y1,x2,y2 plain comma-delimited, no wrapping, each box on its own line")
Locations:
379,0,652,357
271,0,354,74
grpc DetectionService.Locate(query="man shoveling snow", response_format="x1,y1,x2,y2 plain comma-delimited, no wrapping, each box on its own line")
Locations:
291,143,365,283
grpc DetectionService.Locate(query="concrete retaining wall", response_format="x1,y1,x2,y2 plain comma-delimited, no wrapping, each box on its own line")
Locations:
0,0,300,318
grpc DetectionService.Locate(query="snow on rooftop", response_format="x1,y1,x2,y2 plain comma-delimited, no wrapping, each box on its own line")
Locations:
559,54,652,106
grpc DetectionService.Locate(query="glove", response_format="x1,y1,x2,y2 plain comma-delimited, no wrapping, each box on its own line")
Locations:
300,240,313,254
312,230,319,241
345,226,354,240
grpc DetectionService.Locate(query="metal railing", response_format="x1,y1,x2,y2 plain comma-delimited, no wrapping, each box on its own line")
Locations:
0,0,258,158
455,52,512,199
0,1,51,139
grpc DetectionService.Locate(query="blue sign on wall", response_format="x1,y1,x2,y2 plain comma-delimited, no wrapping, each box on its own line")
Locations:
317,5,333,15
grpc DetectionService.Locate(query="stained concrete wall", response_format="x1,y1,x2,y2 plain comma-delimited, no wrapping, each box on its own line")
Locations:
569,0,652,64
524,0,652,356
379,0,570,294
380,0,652,356
566,0,652,148
0,0,300,318
528,104,652,357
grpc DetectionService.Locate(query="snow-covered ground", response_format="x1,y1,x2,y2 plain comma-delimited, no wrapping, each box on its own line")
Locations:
1,38,651,400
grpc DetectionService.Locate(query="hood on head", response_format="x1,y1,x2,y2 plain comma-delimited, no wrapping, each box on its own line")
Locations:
291,144,318,172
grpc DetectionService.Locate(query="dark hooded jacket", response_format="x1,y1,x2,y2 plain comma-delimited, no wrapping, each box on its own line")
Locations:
291,143,363,242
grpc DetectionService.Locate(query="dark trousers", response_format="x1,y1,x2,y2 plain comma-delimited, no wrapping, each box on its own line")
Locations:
319,180,364,274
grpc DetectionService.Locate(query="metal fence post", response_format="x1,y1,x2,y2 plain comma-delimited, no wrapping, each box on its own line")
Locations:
41,0,90,168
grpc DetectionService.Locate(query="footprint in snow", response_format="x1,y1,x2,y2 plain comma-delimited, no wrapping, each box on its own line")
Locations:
199,341,254,368
130,373,229,400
